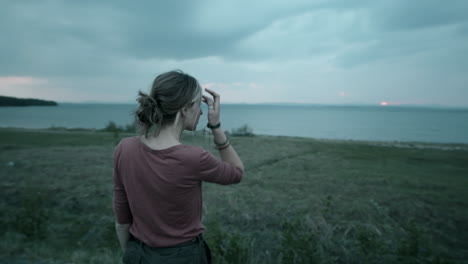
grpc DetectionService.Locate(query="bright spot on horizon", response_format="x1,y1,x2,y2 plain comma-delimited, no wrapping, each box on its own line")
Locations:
339,92,346,97
380,101,389,106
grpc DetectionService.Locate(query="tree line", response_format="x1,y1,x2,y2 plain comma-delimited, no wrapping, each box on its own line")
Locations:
0,96,58,106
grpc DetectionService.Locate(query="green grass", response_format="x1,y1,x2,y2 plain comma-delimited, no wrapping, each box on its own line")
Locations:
0,128,467,263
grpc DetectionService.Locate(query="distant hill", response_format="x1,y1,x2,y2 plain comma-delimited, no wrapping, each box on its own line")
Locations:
0,96,58,106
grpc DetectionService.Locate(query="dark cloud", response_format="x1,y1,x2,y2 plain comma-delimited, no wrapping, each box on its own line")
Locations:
1,0,468,78
371,0,468,31
1,0,312,77
336,24,468,68
334,0,468,67
0,1,248,77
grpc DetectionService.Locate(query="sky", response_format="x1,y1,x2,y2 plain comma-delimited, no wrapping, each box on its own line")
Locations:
1,0,467,107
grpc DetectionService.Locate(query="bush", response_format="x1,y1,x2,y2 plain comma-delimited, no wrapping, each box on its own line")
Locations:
102,121,136,133
103,121,119,132
231,124,254,137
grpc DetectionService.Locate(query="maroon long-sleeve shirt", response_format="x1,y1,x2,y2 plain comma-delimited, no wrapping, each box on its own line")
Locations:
113,136,243,247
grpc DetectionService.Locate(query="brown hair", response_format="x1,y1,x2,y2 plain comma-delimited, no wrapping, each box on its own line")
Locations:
135,70,202,137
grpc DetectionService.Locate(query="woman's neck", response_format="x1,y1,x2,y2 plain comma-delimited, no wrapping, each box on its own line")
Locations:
141,119,185,149
157,125,183,143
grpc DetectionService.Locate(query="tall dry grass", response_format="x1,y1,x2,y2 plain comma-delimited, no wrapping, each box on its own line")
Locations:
1,127,467,263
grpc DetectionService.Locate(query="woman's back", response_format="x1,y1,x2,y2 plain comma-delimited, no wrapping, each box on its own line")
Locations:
113,136,242,247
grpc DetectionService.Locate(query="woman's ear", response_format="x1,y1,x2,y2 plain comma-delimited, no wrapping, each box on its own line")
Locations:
180,107,188,117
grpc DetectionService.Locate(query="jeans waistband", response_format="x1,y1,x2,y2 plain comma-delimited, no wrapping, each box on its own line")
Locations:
130,234,204,249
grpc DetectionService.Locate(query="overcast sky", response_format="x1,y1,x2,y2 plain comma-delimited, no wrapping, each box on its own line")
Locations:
1,0,467,106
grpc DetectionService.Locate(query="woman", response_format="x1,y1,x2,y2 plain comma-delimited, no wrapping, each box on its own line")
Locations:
113,70,244,263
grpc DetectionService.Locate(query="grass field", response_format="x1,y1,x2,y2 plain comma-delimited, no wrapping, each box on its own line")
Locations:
0,127,467,263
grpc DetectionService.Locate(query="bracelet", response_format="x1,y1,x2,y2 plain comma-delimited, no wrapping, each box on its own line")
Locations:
214,135,229,147
216,142,231,150
207,122,221,129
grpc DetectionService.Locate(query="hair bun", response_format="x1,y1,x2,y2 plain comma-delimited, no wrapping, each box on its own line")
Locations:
147,95,158,108
135,91,163,129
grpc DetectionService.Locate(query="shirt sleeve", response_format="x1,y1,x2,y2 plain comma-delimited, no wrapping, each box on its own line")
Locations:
112,143,133,224
199,149,243,185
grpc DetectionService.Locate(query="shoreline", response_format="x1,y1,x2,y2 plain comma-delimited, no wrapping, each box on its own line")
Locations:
1,126,467,151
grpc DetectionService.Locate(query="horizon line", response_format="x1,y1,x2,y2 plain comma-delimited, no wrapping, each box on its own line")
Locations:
57,101,468,109
3,95,467,109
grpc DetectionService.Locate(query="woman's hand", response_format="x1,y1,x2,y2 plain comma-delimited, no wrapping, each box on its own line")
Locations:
202,88,220,126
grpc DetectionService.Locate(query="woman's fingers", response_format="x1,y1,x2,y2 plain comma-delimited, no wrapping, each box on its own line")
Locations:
202,95,213,107
203,88,221,125
205,88,220,100
204,88,220,109
204,88,219,96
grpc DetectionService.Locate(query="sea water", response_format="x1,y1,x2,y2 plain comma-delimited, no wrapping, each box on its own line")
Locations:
1,103,467,144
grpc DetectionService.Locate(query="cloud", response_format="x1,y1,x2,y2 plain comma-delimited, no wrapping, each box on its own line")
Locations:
336,23,468,67
0,76,48,86
0,76,68,101
370,0,468,31
2,0,468,74
1,0,467,106
0,0,369,76
0,76,51,100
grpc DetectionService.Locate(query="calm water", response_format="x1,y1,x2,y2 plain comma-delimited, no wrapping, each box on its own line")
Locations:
1,103,468,144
